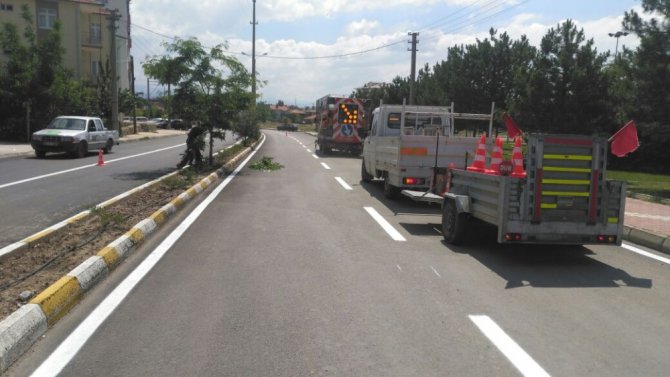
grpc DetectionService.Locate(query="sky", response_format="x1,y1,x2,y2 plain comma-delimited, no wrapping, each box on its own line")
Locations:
128,0,643,107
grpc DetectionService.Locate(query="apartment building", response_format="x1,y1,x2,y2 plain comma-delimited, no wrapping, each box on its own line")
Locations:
0,0,130,90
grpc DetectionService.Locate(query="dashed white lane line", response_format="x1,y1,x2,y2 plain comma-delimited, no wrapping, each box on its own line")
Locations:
364,207,406,242
335,177,353,191
433,227,442,234
430,266,442,278
321,163,331,170
306,149,313,153
0,144,184,190
397,264,403,272
312,154,319,159
469,315,551,377
622,243,670,265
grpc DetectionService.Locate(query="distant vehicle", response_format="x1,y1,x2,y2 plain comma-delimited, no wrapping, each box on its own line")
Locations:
315,95,368,154
151,118,168,128
168,119,186,130
31,116,119,158
277,124,298,131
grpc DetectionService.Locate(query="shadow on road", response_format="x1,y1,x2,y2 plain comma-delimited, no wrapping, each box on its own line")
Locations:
112,168,176,182
445,222,652,289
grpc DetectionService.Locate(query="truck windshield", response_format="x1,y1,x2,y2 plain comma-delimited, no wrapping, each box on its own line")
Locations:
47,118,86,131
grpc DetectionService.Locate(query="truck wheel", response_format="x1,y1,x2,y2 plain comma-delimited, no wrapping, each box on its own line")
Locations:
103,139,113,154
76,141,87,158
361,160,373,183
35,150,46,159
383,176,401,200
442,198,468,245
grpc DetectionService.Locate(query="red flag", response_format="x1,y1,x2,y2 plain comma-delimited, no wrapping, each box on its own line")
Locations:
504,113,522,139
610,120,640,157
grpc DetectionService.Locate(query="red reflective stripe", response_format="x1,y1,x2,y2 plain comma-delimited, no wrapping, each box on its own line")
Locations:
589,170,599,224
544,137,593,146
533,168,543,223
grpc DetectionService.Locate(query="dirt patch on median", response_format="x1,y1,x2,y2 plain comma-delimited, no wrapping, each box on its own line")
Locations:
0,144,249,321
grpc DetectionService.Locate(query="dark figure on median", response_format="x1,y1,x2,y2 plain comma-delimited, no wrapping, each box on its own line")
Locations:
177,123,206,169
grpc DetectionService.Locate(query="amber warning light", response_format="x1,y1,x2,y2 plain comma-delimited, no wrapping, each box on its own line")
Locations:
338,103,359,125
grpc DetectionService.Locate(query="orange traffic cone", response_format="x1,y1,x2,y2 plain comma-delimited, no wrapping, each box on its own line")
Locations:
510,137,526,178
467,133,489,173
97,149,106,166
488,137,503,175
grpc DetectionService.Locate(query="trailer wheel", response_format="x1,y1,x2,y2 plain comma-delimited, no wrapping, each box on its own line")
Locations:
383,176,401,200
361,159,373,182
442,198,467,245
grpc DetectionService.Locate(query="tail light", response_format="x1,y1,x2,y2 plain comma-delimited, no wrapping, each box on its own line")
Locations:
403,177,425,185
597,235,617,244
504,233,522,242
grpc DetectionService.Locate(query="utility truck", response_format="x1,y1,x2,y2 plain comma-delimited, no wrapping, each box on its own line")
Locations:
402,132,627,246
361,102,494,199
315,95,368,154
31,116,119,158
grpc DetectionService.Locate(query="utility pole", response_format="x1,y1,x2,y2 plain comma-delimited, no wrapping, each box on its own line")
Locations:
108,9,121,135
251,0,258,106
130,55,137,134
408,32,419,106
147,78,152,118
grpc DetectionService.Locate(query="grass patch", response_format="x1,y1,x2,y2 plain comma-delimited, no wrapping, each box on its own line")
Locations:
249,156,284,171
162,170,196,190
608,170,670,199
90,207,124,227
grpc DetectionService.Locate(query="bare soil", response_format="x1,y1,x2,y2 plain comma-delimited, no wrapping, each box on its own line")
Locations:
0,166,221,321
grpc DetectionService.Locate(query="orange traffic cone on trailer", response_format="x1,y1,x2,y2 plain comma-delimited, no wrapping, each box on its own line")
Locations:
97,149,105,166
510,137,526,178
467,133,488,173
488,137,503,175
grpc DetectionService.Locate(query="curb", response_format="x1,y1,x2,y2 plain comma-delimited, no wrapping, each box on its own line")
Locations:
0,136,262,373
623,225,670,255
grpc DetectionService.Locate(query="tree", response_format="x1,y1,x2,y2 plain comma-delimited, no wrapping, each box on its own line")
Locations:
514,20,612,134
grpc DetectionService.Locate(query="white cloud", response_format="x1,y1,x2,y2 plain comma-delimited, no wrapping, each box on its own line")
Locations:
345,19,380,36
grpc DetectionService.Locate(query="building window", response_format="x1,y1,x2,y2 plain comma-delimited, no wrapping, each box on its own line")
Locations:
38,8,57,30
90,23,101,44
91,60,100,77
1,4,15,11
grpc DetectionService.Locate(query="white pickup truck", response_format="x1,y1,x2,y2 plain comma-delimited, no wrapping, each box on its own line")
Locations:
361,103,493,198
31,116,119,158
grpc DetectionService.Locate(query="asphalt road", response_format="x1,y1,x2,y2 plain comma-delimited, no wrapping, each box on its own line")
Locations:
0,133,235,249
7,130,670,376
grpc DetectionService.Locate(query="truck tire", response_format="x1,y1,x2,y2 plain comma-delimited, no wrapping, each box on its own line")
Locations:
35,149,46,159
383,176,401,200
103,139,113,154
442,198,468,245
76,141,88,158
361,160,373,182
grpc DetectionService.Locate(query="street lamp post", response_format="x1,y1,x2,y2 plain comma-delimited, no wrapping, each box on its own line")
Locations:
608,31,629,58
251,0,257,104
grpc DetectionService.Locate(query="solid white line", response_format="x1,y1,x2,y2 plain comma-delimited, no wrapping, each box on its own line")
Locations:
364,207,406,242
335,177,353,191
0,144,184,190
622,243,670,265
312,154,319,159
430,266,442,278
320,163,331,170
29,137,265,377
469,315,551,377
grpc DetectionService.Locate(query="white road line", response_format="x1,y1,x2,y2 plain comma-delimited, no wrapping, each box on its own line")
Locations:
433,227,442,234
0,144,184,190
335,177,353,191
312,154,319,159
364,207,406,242
320,163,331,170
469,315,551,377
430,266,442,278
29,137,265,377
622,243,670,265
306,149,313,153
397,264,403,272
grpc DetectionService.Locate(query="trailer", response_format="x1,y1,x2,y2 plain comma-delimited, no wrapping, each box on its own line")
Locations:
403,133,627,246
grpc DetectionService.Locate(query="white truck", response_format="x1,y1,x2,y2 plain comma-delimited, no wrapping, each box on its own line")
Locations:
403,133,627,246
31,116,119,158
361,103,493,199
